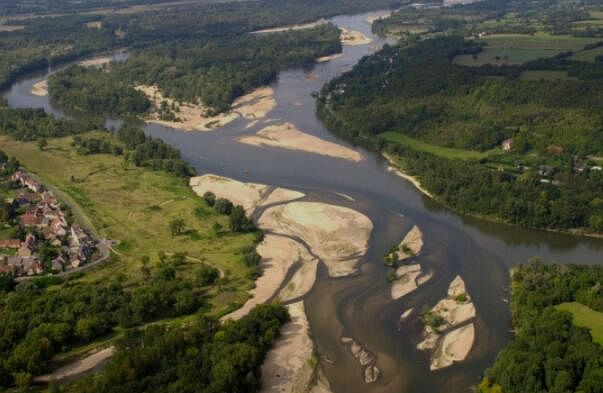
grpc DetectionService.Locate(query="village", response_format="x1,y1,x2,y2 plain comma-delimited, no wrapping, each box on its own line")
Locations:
0,170,97,277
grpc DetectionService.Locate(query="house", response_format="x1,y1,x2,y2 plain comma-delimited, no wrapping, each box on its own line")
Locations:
70,224,89,247
502,138,513,152
14,192,40,207
21,210,42,227
0,239,21,249
51,256,65,272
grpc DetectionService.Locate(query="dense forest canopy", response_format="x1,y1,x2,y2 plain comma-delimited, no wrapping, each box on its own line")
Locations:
480,261,603,393
319,35,603,233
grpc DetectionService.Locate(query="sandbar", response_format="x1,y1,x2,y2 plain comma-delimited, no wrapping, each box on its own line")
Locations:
238,122,364,162
317,53,344,63
340,28,373,46
340,336,380,383
79,56,113,67
398,225,423,261
189,174,269,215
251,19,327,34
391,264,422,299
31,80,48,96
35,346,115,383
260,301,315,393
384,153,433,198
258,201,373,277
430,323,475,370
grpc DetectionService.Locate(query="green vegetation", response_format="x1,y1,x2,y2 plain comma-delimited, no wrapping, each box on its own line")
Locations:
319,35,603,233
380,132,494,160
48,65,150,115
556,302,603,345
480,261,603,393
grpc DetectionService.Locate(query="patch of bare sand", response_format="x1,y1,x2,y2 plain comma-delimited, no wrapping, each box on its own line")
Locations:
316,53,344,63
260,301,315,393
0,25,25,32
35,346,115,383
398,225,423,261
400,307,414,321
430,323,475,371
252,19,327,34
340,27,373,46
366,12,392,24
31,80,48,97
416,275,476,370
79,56,113,67
391,264,421,299
238,122,364,162
232,86,277,120
189,174,269,215
278,257,319,302
224,235,316,321
258,201,373,277
384,153,433,198
340,337,380,383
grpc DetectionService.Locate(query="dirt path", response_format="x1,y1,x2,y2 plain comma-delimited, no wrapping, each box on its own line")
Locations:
35,346,115,383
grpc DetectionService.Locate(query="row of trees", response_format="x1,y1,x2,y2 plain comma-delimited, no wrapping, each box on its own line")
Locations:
480,261,603,393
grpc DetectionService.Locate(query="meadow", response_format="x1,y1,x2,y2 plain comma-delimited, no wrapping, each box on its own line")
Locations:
556,302,603,345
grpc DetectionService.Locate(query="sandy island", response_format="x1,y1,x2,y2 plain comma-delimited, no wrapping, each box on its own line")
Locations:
416,275,476,370
135,85,276,131
341,337,380,383
389,225,430,299
340,28,373,46
31,80,48,97
366,12,392,24
398,225,423,260
35,346,115,383
251,19,327,34
317,53,344,63
259,201,373,277
238,122,364,162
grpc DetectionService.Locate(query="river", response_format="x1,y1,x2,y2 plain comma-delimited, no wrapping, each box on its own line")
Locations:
3,10,603,393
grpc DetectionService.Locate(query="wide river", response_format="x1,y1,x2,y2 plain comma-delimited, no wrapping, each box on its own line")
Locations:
4,10,603,393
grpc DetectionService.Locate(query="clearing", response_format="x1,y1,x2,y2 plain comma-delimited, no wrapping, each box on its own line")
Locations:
556,302,603,345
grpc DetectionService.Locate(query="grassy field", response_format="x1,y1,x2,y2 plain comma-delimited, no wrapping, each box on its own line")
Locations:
0,133,257,313
455,33,600,66
571,46,603,63
380,131,496,160
556,302,603,345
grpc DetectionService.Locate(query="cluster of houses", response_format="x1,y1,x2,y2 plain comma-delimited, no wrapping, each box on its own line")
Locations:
0,170,97,277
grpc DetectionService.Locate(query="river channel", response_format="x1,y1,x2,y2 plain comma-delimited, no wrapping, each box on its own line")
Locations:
4,9,603,393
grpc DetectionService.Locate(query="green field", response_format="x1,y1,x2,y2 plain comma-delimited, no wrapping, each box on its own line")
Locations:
556,302,603,345
380,131,496,160
571,46,603,63
0,134,257,313
520,70,573,81
455,33,600,66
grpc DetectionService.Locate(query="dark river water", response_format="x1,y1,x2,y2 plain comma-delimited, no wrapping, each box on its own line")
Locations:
4,10,603,393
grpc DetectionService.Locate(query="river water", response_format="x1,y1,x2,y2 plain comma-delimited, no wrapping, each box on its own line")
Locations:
4,10,603,393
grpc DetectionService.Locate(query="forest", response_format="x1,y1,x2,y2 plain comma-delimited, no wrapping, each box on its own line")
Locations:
480,261,603,393
49,24,342,114
318,36,603,233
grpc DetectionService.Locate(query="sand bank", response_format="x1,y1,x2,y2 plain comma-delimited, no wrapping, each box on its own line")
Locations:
416,275,476,370
136,85,275,131
79,56,113,67
190,174,269,215
340,337,380,383
278,256,319,302
0,25,25,32
317,53,344,63
400,307,414,321
366,12,392,24
391,264,423,299
35,346,115,383
340,28,373,46
260,301,315,393
430,323,475,371
398,225,423,260
252,19,327,34
238,122,364,162
31,80,48,97
258,201,373,277
384,153,433,198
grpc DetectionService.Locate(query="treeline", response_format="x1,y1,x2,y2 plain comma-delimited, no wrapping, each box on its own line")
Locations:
0,0,401,91
62,304,289,393
318,36,603,233
48,65,150,115
480,261,603,393
0,256,215,388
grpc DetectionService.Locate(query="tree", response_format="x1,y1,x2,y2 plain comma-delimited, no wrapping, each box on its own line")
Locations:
37,138,48,151
203,191,216,207
169,218,185,236
140,256,151,282
229,205,253,232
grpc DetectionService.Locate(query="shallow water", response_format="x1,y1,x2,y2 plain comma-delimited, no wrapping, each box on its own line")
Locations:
4,10,603,393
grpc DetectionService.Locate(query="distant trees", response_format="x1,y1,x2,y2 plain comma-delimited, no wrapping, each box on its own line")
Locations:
169,218,186,236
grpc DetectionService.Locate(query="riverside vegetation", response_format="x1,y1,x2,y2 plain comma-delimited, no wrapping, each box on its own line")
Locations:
0,97,282,390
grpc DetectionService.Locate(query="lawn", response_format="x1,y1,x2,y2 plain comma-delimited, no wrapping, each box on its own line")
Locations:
519,70,573,81
455,33,601,66
556,302,603,345
0,133,257,313
571,46,603,63
380,131,496,160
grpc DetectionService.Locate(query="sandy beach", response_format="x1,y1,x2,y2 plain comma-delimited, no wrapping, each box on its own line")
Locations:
391,263,422,299
251,19,327,34
31,80,48,96
189,174,269,214
136,85,276,131
35,346,115,383
79,56,114,67
258,201,373,277
384,153,433,198
340,337,380,383
398,224,423,260
238,122,364,162
340,28,373,46
366,11,392,24
317,53,344,63
260,301,315,393
430,323,475,371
